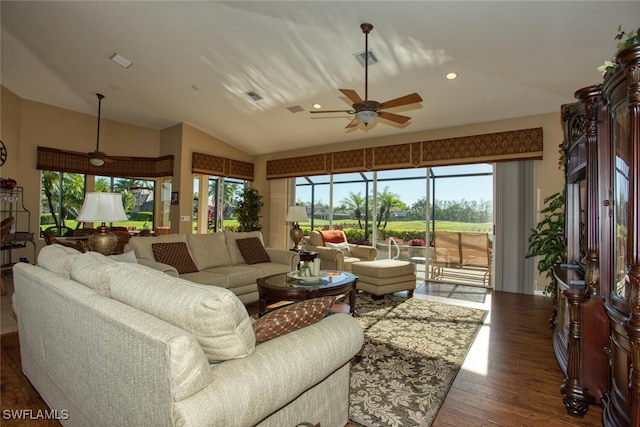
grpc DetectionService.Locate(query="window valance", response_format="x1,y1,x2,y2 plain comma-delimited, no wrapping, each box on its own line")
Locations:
36,146,174,178
266,128,543,179
192,152,254,181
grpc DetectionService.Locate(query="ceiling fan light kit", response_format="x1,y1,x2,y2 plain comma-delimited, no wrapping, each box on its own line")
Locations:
311,23,422,129
89,157,105,167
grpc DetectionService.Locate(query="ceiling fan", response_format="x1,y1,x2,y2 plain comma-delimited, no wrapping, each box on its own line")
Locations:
311,23,423,128
86,93,130,166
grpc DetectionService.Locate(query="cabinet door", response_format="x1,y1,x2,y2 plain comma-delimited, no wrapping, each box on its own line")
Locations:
612,99,630,303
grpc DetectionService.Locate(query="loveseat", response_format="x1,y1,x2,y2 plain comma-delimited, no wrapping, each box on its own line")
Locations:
125,231,299,304
13,245,364,426
304,229,377,272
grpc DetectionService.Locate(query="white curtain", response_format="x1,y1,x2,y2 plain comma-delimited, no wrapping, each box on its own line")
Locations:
494,160,536,294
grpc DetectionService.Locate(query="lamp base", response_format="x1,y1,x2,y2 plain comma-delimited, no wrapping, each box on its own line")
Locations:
290,225,304,250
88,224,118,255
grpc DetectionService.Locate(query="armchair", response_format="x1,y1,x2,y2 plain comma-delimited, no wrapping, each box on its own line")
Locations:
304,229,377,272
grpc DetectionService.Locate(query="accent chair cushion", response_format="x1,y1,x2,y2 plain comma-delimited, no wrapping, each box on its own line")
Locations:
152,242,199,274
253,296,336,344
236,237,271,265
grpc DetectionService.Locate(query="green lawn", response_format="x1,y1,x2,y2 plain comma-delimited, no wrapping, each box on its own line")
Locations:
301,220,492,233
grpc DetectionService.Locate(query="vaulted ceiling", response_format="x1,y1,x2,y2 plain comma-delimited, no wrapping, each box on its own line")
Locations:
2,1,638,155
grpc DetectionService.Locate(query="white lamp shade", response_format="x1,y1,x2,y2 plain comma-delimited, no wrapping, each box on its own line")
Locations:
77,192,128,222
285,205,308,223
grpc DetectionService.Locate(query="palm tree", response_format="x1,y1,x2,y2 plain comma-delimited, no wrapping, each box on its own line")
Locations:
41,171,85,227
377,186,405,229
340,191,365,229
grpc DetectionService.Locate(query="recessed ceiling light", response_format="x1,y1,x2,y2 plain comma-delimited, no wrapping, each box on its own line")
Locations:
110,53,133,69
446,72,458,80
313,103,322,109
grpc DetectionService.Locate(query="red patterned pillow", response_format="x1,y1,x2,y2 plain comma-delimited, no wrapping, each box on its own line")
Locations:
235,237,271,265
151,242,199,274
253,296,336,344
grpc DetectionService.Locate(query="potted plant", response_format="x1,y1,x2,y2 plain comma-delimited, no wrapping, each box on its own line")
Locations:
526,191,566,295
235,187,264,232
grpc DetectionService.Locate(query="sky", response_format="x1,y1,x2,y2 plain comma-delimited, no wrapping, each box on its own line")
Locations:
296,164,493,208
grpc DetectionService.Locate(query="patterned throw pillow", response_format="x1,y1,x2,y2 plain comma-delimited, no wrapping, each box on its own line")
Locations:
253,296,337,344
235,237,271,265
151,242,199,274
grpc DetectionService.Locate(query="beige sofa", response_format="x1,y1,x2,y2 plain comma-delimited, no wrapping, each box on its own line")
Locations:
13,245,364,427
304,230,377,272
126,231,299,304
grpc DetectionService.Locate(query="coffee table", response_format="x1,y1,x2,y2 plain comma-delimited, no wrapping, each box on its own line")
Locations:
257,270,357,317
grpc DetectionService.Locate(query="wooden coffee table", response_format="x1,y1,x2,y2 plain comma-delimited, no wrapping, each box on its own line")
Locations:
257,270,357,317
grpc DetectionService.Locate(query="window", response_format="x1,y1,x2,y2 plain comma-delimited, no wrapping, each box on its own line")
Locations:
40,171,86,235
192,174,248,233
40,171,170,236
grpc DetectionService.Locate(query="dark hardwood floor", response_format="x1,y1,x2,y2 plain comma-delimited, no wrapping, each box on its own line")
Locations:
1,283,602,426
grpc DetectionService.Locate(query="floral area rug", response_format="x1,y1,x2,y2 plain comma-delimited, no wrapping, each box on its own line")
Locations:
349,293,488,427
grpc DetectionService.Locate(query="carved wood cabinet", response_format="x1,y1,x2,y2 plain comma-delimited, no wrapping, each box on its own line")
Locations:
554,44,640,426
554,84,610,417
602,44,640,427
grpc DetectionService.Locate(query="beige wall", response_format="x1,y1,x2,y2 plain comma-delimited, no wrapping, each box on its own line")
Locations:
1,86,564,291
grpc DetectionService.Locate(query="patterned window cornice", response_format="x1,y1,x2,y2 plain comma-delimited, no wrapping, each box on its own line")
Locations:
192,152,254,181
36,146,173,178
266,128,543,179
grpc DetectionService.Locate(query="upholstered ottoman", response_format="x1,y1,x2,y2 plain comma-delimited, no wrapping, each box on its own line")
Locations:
352,259,416,299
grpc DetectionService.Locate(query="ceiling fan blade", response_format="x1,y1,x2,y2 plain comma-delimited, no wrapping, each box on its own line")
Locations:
339,89,364,105
379,111,411,124
380,93,423,109
345,118,360,129
103,157,116,164
310,110,354,114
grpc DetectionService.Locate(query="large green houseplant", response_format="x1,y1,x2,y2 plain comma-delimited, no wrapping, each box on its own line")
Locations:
526,191,566,295
235,187,264,232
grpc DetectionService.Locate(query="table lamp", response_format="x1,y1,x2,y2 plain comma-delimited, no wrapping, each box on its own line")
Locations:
286,205,308,250
76,192,128,255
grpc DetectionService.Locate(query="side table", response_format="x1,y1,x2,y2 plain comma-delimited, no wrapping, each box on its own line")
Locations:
290,250,318,269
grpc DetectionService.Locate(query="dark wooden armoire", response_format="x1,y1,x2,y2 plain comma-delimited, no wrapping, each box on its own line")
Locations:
553,44,640,426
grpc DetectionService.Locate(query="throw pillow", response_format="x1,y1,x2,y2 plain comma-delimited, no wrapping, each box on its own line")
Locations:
236,237,271,265
253,296,336,344
326,241,351,257
319,229,347,244
152,242,199,274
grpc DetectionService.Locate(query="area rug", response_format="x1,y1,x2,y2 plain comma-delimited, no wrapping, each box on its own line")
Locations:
349,293,488,427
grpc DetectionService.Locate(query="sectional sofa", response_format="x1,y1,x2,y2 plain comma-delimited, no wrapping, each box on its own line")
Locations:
13,245,364,426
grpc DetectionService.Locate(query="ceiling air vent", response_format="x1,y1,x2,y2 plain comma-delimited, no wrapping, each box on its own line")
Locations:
354,50,378,67
287,105,304,113
243,90,263,102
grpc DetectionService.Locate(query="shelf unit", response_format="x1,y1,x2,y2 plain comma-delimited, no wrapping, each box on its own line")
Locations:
1,186,35,268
